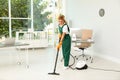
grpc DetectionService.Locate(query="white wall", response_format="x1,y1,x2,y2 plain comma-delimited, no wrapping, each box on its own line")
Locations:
65,0,120,63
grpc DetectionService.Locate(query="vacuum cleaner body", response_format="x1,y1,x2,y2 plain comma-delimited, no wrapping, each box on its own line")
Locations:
75,60,88,70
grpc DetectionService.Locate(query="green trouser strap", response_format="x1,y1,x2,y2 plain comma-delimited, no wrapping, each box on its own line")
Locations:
62,34,71,66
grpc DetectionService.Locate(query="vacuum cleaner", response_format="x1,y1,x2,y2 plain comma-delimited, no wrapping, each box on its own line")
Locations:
48,39,88,76
75,60,88,70
68,54,88,70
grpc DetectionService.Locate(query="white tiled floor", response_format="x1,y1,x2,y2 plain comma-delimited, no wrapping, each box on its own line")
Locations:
0,47,120,80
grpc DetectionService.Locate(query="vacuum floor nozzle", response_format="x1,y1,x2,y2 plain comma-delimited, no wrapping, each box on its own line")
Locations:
48,72,60,75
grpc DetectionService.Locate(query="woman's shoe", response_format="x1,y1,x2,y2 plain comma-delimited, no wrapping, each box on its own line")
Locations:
64,66,69,70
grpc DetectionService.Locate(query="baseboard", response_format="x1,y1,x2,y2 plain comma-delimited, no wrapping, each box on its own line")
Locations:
94,53,120,64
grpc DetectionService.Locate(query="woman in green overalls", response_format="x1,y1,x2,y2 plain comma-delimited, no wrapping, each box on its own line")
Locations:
57,14,71,69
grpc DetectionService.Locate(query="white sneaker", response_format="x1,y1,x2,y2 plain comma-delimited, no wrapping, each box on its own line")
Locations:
64,66,69,70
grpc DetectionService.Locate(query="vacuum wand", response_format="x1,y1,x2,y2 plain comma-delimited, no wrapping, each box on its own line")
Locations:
48,39,60,75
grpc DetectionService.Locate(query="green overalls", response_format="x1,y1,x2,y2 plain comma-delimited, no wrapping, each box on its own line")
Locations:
58,24,71,67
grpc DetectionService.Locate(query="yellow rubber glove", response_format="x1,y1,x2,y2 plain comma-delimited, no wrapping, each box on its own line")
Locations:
57,41,62,50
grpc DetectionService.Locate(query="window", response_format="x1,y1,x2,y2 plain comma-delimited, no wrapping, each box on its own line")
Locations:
0,0,52,38
0,19,9,37
0,0,8,17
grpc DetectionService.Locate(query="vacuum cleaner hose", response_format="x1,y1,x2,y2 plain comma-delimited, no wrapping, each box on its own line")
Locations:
68,53,76,70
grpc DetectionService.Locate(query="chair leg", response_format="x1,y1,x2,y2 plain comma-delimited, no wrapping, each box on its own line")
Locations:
90,57,93,63
76,49,93,63
75,49,84,60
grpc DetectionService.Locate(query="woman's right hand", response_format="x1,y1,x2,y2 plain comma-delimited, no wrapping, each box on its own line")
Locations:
56,41,62,50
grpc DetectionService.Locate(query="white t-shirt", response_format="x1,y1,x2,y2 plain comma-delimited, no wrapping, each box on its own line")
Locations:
63,25,69,34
